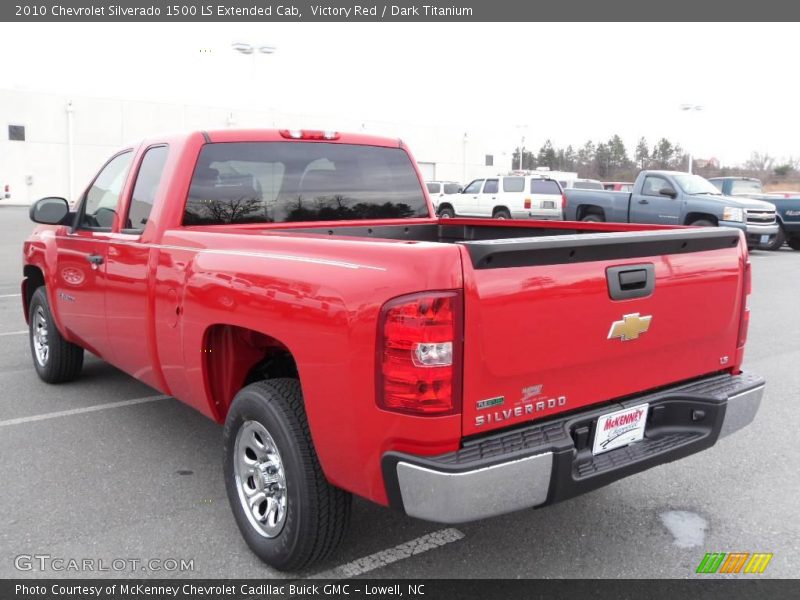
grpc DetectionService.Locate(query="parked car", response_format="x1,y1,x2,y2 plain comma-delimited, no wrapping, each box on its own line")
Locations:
425,180,461,210
2,183,9,199
438,174,564,220
604,181,634,192
564,170,779,249
23,129,763,570
561,178,604,190
708,177,800,251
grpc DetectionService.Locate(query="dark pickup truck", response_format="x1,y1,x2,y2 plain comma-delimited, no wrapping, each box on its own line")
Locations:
564,170,779,250
709,177,800,250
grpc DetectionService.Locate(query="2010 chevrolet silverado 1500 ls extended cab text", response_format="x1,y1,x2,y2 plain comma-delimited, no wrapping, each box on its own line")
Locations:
564,170,779,250
22,129,765,570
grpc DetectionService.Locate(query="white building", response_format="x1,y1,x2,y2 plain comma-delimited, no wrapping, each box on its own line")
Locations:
0,88,512,205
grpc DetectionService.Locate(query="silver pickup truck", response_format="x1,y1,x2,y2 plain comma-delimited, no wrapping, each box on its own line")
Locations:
564,170,779,249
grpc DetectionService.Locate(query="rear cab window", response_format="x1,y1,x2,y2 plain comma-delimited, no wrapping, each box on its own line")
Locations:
184,142,429,225
730,179,763,195
443,183,461,194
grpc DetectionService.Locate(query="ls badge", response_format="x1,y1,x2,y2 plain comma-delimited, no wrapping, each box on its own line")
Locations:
608,313,652,341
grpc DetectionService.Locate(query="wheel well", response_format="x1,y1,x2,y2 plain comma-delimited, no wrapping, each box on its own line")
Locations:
492,206,511,216
203,324,298,420
684,212,718,226
437,202,454,212
22,265,45,321
577,205,605,220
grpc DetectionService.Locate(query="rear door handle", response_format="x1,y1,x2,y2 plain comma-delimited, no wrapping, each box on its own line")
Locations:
86,254,104,265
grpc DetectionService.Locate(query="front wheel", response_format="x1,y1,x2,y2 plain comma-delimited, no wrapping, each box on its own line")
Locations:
764,226,786,251
28,286,84,383
688,219,716,227
787,235,800,251
437,206,455,218
223,379,352,571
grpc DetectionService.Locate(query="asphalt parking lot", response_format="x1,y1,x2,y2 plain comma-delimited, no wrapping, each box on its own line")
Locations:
0,205,798,580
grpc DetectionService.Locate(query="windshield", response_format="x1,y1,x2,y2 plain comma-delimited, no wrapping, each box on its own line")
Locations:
730,179,764,195
184,142,429,225
672,174,722,195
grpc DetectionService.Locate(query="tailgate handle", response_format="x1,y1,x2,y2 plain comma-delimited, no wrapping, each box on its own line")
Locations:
607,264,655,300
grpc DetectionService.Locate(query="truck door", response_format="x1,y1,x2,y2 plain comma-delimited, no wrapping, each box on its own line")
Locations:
52,151,133,358
630,174,681,224
104,145,169,389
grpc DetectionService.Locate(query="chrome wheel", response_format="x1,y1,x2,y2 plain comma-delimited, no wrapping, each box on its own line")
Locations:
233,420,288,537
32,306,49,367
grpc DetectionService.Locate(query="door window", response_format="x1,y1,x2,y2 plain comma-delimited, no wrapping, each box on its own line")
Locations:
125,146,169,233
463,179,484,194
426,182,441,194
79,151,133,230
483,179,499,194
503,177,525,192
642,176,673,197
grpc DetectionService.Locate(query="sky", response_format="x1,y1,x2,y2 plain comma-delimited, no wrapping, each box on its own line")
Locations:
1,21,798,166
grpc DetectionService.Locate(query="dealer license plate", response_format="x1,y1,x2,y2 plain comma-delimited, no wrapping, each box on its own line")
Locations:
541,200,556,209
592,403,649,455
760,235,769,245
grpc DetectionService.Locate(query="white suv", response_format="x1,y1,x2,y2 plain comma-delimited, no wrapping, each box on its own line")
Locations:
425,181,462,211
437,175,564,220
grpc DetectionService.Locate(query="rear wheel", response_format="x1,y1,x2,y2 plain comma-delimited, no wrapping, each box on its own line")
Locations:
223,379,352,571
28,287,84,383
764,226,786,250
438,206,455,218
493,208,511,219
580,213,604,223
787,235,800,251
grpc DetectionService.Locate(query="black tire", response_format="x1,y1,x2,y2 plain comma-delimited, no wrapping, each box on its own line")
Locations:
581,213,605,223
689,219,716,227
437,206,455,218
223,379,351,571
493,208,511,219
787,235,800,251
764,226,786,251
28,286,84,383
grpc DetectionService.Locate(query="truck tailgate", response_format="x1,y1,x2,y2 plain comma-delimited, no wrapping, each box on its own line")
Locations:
458,227,746,436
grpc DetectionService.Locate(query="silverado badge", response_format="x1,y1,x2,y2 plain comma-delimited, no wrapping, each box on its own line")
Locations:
608,313,652,341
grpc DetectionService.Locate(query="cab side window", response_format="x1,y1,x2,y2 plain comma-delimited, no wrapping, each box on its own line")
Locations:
642,176,672,197
80,151,134,230
125,146,169,233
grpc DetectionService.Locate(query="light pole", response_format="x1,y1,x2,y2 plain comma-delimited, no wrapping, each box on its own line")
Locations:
679,103,703,174
515,124,528,171
232,42,277,114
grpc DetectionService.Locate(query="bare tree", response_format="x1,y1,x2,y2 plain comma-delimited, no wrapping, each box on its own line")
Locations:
745,151,775,172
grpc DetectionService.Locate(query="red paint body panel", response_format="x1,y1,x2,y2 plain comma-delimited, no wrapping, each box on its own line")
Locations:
21,129,750,507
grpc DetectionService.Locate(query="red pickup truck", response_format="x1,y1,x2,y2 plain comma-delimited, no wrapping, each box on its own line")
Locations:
22,129,764,570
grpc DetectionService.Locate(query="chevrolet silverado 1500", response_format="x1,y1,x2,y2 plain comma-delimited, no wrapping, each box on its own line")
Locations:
564,170,779,249
22,130,764,570
709,176,800,251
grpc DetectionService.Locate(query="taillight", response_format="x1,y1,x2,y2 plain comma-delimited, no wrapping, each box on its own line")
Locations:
737,259,751,347
524,198,532,209
377,291,462,416
278,129,339,140
562,194,567,208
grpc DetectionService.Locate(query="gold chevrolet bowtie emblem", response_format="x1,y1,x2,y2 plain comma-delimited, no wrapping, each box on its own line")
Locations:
608,313,652,341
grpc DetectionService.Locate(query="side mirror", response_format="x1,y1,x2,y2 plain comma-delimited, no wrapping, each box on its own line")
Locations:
30,197,71,225
659,187,677,198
